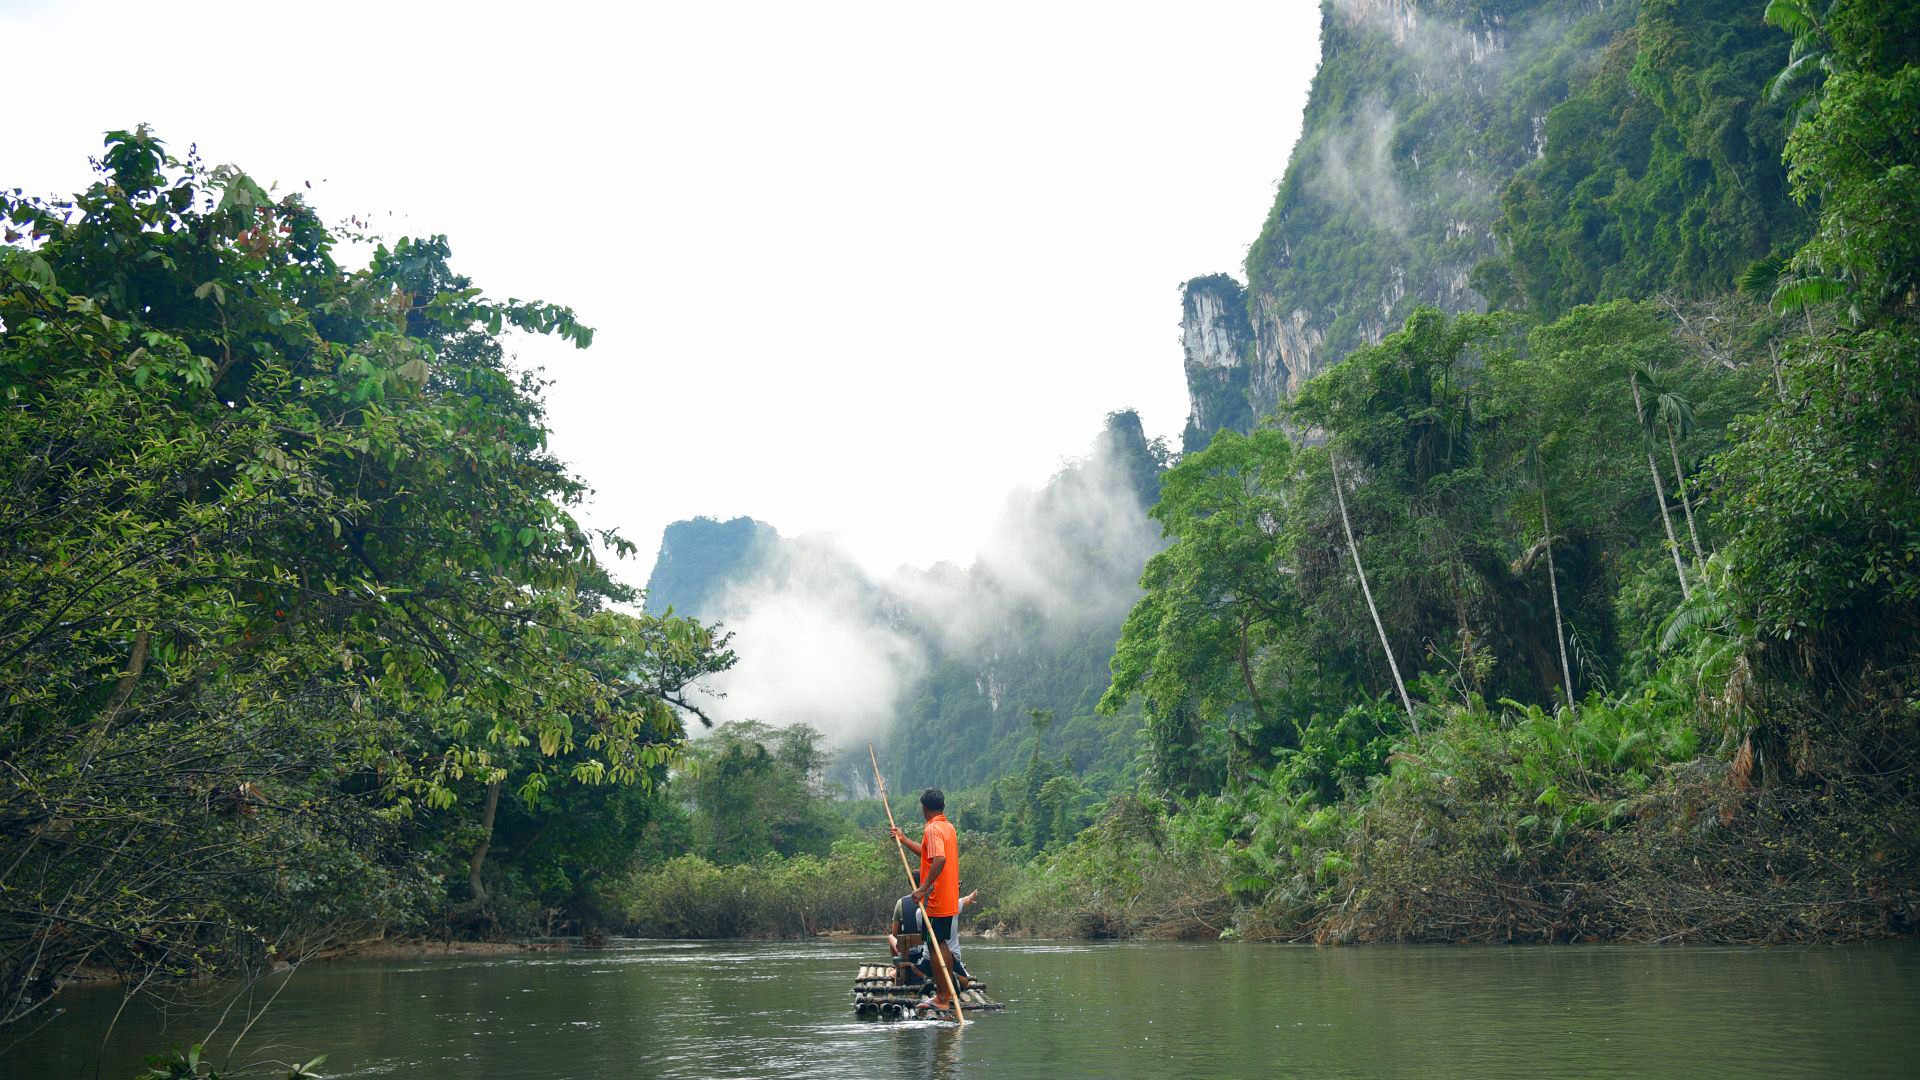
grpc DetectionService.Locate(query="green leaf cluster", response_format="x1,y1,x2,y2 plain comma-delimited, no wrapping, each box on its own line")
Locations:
0,128,733,1021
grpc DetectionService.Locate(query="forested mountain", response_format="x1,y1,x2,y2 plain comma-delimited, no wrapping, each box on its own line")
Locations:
1181,0,1805,448
643,516,782,619
1051,0,1919,944
642,411,1169,793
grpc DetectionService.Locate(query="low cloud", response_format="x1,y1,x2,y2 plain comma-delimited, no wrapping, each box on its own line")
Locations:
1311,98,1408,235
683,415,1165,753
698,540,926,750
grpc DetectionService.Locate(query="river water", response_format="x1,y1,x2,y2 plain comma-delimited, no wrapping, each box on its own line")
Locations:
7,938,1918,1078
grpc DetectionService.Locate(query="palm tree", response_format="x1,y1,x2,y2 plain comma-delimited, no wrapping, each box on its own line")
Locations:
1329,451,1418,731
1627,373,1692,599
1740,253,1850,335
1634,366,1707,569
1763,0,1835,128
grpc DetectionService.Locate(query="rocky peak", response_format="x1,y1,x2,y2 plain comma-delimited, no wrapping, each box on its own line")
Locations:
1178,274,1256,452
1177,0,1628,454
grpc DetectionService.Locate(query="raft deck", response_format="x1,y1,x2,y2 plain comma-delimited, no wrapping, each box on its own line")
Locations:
852,962,1005,1019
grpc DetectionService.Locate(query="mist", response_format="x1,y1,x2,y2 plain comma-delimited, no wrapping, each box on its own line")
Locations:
681,413,1167,755
1311,98,1408,235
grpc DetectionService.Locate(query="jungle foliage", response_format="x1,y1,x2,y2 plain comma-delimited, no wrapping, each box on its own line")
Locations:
1486,0,1809,315
1054,0,1919,944
0,132,734,1025
4,1,1915,1035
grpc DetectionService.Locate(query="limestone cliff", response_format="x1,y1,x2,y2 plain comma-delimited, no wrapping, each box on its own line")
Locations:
1181,0,1633,446
1178,275,1257,452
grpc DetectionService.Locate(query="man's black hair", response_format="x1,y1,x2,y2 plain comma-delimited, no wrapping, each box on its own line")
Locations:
920,788,945,813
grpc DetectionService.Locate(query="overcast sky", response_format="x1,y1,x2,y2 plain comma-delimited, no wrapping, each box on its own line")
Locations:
5,0,1321,581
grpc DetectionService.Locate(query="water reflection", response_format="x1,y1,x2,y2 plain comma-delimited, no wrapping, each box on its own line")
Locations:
6,939,1918,1079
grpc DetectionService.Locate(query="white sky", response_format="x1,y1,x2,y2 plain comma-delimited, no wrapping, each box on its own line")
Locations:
4,0,1321,581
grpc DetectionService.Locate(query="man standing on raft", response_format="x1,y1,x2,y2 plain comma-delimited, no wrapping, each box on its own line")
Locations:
890,788,960,1012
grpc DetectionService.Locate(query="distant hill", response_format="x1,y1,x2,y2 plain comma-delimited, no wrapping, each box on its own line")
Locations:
641,411,1169,793
642,516,782,619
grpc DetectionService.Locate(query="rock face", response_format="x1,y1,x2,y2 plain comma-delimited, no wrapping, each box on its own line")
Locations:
1179,275,1256,451
1179,0,1631,449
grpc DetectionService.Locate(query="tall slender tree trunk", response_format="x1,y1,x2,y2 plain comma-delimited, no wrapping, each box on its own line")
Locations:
1630,377,1691,599
1768,342,1786,400
1538,478,1574,709
469,777,502,908
1233,616,1266,796
1236,615,1269,729
1330,452,1418,731
1664,419,1706,568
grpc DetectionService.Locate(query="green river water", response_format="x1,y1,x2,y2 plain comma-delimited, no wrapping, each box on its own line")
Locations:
6,939,1918,1078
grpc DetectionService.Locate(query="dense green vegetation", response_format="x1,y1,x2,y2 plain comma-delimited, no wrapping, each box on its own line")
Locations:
1484,0,1808,314
0,134,734,1025
2,0,1913,1045
1007,0,1918,943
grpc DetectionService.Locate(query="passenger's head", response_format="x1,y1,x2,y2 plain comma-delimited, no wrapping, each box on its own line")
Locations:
920,788,944,818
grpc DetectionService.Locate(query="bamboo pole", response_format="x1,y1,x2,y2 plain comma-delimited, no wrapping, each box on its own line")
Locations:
868,743,966,1028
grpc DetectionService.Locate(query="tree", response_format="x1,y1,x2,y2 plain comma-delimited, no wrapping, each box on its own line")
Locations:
1290,308,1526,705
0,130,732,1024
1329,451,1417,728
1530,447,1576,707
1712,0,1920,697
681,722,845,864
1627,372,1693,598
1102,428,1300,795
1634,365,1709,569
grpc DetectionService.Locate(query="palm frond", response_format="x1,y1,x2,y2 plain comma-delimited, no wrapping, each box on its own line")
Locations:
1763,0,1818,40
1766,50,1820,101
1770,274,1848,314
1657,392,1697,437
1738,255,1787,302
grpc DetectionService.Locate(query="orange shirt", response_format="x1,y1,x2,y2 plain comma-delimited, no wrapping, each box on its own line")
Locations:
917,813,960,917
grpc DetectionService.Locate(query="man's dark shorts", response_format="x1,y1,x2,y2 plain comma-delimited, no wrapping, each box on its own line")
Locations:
911,914,964,984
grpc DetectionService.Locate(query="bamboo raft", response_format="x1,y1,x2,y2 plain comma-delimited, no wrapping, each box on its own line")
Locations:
852,962,1004,1019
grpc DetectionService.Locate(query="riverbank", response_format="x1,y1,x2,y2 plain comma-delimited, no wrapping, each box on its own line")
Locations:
990,732,1920,947
608,706,1918,949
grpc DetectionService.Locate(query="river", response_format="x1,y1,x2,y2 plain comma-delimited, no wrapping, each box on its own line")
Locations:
7,939,1918,1078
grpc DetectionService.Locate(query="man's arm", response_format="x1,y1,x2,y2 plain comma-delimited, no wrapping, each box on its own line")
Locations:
889,825,924,857
914,855,946,905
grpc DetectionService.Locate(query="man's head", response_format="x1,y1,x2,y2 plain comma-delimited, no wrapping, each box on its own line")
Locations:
920,788,945,820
